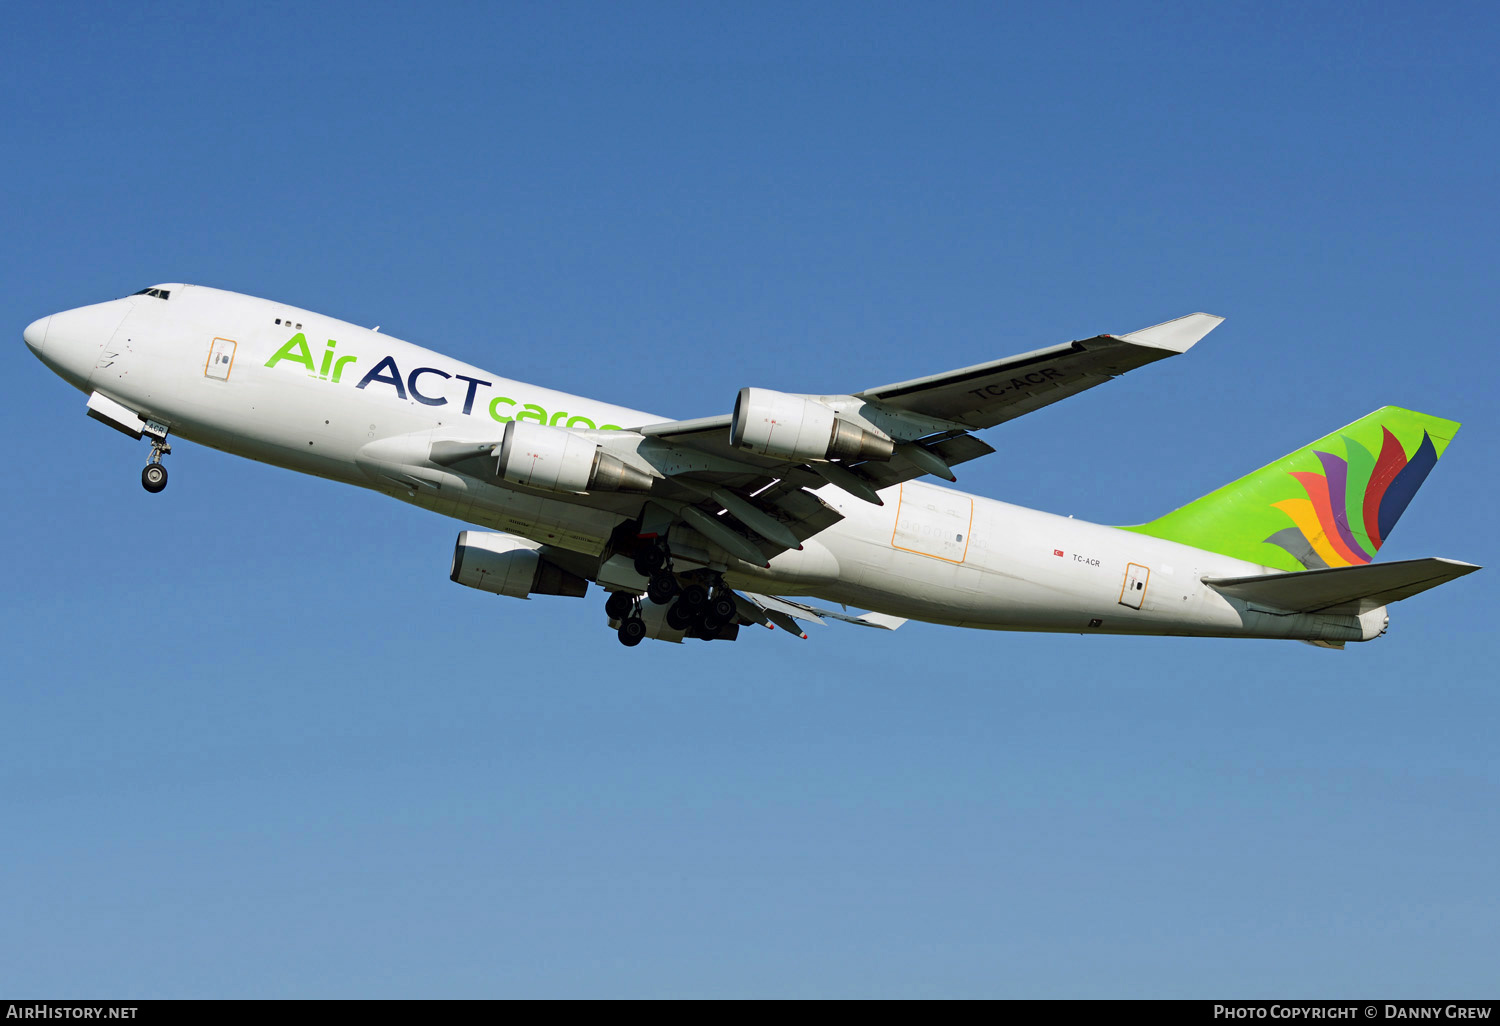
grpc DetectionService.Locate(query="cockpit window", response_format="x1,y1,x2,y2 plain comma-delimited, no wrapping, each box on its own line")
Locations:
132,287,171,300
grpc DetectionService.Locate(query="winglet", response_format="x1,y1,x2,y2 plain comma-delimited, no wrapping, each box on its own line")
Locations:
1119,312,1225,353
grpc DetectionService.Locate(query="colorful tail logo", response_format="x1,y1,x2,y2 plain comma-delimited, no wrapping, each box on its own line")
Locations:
1268,427,1441,570
1122,407,1459,573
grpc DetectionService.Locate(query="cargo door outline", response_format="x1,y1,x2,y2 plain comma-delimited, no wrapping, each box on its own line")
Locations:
205,337,237,380
1119,562,1150,609
891,481,974,563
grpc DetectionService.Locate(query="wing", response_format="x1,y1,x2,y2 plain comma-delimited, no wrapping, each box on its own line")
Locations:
634,310,1222,513
397,312,1222,571
857,312,1225,431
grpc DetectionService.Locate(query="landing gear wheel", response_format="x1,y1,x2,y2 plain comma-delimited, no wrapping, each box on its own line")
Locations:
617,618,646,647
709,594,736,621
699,611,724,634
646,572,680,605
633,545,666,577
679,584,708,610
604,592,635,620
140,427,172,494
666,602,695,631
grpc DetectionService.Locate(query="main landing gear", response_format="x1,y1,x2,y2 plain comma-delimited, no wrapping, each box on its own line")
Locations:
635,541,681,615
605,591,647,647
608,541,743,647
618,617,647,647
140,423,172,494
646,569,679,605
664,581,737,640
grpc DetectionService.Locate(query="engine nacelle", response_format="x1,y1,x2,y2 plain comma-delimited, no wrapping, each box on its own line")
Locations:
496,421,654,493
450,531,588,599
731,387,894,462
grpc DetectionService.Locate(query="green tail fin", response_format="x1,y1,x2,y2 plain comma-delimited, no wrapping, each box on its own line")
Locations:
1122,407,1461,571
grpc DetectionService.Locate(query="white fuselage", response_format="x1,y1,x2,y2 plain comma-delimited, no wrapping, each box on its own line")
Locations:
25,284,1386,643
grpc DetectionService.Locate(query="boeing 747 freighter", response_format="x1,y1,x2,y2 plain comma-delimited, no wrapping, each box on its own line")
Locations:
23,285,1478,647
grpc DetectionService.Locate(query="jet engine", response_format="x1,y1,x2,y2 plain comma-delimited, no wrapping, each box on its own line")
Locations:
450,531,588,599
731,387,894,462
495,421,655,493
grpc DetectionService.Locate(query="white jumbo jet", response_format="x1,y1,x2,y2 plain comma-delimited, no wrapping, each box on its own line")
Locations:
24,284,1479,648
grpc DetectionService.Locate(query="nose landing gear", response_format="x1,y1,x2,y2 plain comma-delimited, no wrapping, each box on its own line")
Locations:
141,462,168,493
140,422,172,493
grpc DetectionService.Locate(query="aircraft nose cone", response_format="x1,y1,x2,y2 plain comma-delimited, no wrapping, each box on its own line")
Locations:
23,315,51,353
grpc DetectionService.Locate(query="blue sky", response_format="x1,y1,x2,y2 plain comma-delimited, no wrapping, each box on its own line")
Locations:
2,1,1496,998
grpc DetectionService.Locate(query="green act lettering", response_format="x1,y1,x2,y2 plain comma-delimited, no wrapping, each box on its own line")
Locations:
489,396,517,422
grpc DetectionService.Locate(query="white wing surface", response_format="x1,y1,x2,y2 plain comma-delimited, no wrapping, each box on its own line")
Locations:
414,312,1222,568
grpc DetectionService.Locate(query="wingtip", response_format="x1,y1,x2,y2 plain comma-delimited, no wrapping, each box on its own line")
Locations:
1120,311,1226,353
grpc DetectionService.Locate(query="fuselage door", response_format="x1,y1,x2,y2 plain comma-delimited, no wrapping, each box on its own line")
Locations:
891,481,974,563
205,337,238,381
1119,562,1150,609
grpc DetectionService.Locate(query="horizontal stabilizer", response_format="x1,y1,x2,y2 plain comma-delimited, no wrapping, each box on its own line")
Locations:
1203,557,1480,615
